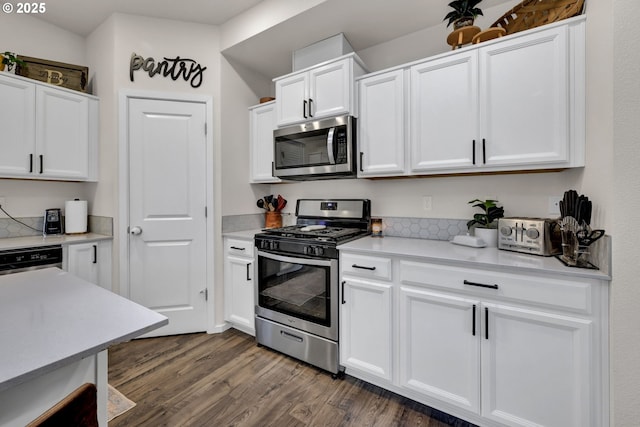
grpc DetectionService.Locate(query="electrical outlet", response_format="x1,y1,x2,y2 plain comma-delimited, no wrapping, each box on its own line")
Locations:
548,196,562,215
423,196,432,211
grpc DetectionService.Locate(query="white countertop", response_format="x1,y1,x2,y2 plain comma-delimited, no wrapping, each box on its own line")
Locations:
0,268,167,392
338,236,611,281
0,233,112,251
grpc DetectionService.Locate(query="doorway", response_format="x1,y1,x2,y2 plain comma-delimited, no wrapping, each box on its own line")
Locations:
119,91,214,336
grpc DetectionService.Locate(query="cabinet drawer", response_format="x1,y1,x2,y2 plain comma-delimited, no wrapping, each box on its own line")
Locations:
225,238,254,257
341,253,392,281
399,260,592,314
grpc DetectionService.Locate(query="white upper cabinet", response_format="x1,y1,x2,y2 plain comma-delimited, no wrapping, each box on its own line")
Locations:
410,51,479,172
356,17,585,178
479,24,570,168
36,85,90,179
274,54,366,126
0,75,35,176
410,22,578,174
0,73,98,181
249,101,280,183
357,69,407,177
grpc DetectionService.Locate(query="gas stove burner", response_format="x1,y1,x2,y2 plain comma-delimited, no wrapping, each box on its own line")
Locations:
262,225,365,241
255,199,371,258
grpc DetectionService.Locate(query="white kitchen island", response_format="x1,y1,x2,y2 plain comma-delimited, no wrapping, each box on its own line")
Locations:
0,268,167,427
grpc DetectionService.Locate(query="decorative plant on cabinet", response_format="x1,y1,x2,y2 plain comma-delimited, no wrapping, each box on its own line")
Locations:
444,0,484,29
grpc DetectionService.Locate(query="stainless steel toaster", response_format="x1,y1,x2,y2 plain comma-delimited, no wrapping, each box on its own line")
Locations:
498,217,561,256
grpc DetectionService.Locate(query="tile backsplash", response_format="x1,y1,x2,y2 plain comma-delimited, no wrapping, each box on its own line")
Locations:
377,217,468,240
0,215,113,238
222,213,468,241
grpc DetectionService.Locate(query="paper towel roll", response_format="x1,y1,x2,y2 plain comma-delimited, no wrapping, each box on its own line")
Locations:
65,199,88,234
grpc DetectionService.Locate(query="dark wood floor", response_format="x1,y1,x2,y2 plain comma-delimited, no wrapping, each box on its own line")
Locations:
108,329,474,427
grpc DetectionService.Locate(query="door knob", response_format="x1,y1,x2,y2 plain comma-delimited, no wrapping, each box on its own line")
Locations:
130,226,143,235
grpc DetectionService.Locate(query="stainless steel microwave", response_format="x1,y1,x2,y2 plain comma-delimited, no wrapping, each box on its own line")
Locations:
273,115,356,180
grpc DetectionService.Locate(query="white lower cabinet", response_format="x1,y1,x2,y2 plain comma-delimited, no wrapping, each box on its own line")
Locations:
223,237,255,335
339,248,607,427
63,240,112,290
340,277,393,381
399,286,480,413
481,303,592,427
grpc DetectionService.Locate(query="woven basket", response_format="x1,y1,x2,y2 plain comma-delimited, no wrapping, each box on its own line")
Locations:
491,0,585,35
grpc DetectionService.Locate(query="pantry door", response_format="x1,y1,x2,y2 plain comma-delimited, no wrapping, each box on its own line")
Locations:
126,95,209,336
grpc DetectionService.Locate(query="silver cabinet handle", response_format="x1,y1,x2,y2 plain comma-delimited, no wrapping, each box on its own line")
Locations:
327,127,336,164
130,226,143,235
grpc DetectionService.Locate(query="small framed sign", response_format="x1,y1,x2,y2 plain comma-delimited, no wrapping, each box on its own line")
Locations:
16,55,89,92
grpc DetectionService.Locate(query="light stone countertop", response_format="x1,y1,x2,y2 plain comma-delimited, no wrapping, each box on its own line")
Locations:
0,233,112,251
0,268,167,392
338,236,611,281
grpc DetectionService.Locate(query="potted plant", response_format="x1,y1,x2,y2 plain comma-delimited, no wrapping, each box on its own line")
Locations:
444,0,484,30
0,52,26,73
467,198,504,246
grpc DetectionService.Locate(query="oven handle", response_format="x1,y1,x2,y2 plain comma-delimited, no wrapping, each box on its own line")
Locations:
257,250,334,267
327,127,336,165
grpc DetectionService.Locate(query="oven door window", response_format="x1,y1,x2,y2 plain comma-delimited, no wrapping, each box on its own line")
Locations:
258,255,331,326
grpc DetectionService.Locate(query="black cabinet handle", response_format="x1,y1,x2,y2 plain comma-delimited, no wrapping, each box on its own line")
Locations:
341,281,346,304
359,152,364,172
303,100,308,119
472,304,477,336
246,263,252,281
352,264,376,271
39,155,43,174
308,98,313,117
472,140,476,165
482,138,486,164
485,307,489,340
29,154,33,173
92,245,97,264
463,280,498,290
230,246,245,251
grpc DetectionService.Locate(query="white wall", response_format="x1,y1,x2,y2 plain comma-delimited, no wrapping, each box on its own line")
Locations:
0,13,91,216
84,15,223,328
220,57,271,215
357,1,520,72
220,0,325,50
612,0,640,424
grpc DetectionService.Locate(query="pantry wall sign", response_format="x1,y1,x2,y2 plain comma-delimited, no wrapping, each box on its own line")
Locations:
129,52,207,88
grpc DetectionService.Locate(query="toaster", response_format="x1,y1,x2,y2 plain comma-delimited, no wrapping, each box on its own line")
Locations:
498,217,561,256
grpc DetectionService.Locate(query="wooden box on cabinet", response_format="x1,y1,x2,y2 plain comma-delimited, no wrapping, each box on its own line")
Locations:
17,55,89,92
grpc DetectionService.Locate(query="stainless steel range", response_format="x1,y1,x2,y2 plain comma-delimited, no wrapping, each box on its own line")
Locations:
254,199,371,377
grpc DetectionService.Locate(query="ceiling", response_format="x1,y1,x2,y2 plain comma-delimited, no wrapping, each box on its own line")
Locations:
35,0,265,35
35,0,514,79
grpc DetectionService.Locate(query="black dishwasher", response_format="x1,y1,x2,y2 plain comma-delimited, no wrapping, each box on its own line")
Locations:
0,245,63,275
